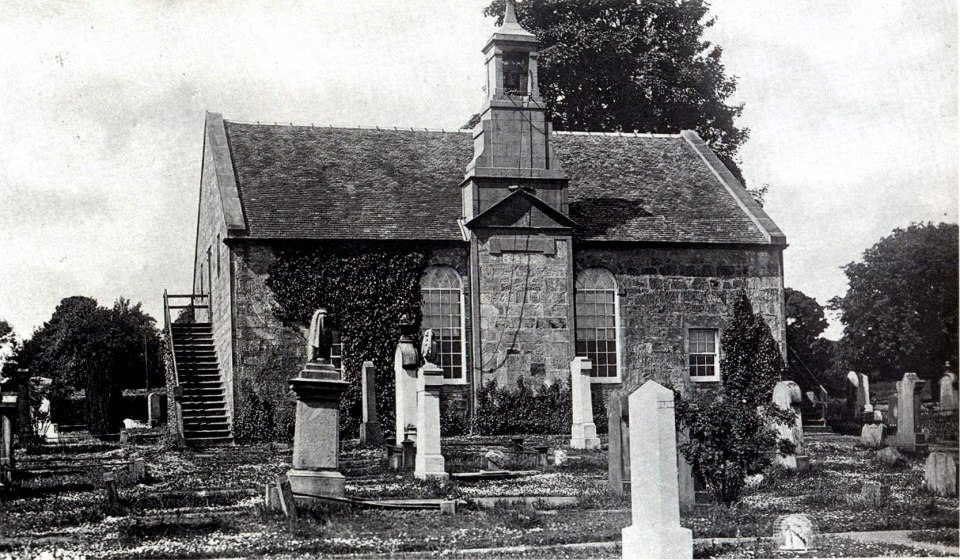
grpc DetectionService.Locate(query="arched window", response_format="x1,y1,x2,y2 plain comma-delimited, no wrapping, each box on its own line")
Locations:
575,268,620,381
421,266,465,381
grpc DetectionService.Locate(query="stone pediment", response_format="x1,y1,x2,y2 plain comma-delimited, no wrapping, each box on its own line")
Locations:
465,189,576,231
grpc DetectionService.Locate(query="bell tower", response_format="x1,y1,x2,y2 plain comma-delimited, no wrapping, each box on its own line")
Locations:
463,0,575,391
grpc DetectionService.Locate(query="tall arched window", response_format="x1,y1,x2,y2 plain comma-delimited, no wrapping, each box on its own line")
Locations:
575,268,620,381
421,266,465,381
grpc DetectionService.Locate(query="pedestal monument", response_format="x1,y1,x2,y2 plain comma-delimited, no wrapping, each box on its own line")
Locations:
287,309,350,498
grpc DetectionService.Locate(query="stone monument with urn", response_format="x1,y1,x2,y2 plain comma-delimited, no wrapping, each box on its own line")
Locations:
287,309,350,498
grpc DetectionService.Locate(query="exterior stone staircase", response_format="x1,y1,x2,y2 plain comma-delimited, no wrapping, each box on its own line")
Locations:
171,322,233,446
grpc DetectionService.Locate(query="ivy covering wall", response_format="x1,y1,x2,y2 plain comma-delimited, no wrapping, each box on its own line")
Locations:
266,244,429,438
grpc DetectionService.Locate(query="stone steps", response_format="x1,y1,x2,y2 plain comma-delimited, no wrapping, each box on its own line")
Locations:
171,322,233,446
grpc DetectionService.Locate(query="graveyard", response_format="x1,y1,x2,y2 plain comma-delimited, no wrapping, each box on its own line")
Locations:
0,341,957,558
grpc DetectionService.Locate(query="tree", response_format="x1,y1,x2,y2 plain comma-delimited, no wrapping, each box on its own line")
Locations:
484,0,749,179
675,291,793,505
784,288,834,391
18,296,162,433
829,223,959,383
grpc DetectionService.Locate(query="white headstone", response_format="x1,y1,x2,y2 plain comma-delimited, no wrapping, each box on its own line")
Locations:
892,372,925,450
925,452,958,496
940,371,958,412
860,423,885,448
570,357,600,450
859,374,872,412
777,514,815,550
394,336,419,444
771,381,804,468
621,381,692,559
414,363,447,480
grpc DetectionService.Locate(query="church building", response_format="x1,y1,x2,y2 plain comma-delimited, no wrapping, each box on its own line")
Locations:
181,3,786,442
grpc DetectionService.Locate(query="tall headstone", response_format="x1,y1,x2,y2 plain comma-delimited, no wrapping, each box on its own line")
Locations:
148,393,162,427
621,381,692,559
570,357,600,450
0,395,17,484
394,317,419,445
772,381,805,469
287,309,350,498
892,372,926,451
939,368,958,412
17,371,31,438
414,330,447,480
607,390,629,496
858,374,873,413
359,361,383,445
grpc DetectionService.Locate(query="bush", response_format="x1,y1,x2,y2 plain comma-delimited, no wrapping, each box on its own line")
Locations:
474,377,571,435
675,290,794,505
440,393,470,437
919,411,959,442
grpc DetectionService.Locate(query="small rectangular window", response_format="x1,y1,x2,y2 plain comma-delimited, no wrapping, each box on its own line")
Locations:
688,328,719,381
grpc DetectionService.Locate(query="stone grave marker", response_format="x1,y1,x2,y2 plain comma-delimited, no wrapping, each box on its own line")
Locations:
940,368,958,412
621,381,692,559
892,372,926,451
414,330,447,480
287,309,350,498
776,513,815,550
860,423,885,448
394,318,419,445
359,361,383,446
570,357,600,450
925,452,958,496
0,394,17,482
771,381,805,469
148,393,162,427
607,389,629,496
858,374,873,413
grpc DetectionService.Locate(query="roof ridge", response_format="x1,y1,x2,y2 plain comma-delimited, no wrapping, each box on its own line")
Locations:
552,130,682,138
223,119,469,134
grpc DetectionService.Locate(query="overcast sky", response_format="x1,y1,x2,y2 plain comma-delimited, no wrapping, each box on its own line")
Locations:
0,0,956,341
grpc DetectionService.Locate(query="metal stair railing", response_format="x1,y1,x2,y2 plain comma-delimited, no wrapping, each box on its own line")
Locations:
787,343,829,424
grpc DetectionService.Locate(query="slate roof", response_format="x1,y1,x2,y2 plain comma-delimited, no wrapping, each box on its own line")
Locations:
219,120,779,245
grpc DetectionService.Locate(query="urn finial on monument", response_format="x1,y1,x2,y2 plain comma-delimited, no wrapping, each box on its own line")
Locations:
302,309,339,380
287,308,351,498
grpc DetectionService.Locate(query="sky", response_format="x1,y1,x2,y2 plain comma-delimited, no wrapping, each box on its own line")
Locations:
0,0,955,341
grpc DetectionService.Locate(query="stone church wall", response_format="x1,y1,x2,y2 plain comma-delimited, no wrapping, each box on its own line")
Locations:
476,235,575,388
192,144,236,423
573,245,785,401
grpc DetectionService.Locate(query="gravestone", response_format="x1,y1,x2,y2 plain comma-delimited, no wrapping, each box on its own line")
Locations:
846,371,859,411
148,393,162,427
621,381,692,559
394,317,419,445
569,357,600,450
607,390,629,496
771,381,805,469
860,423,885,448
776,513,815,550
858,374,873,413
876,446,903,466
17,371,31,438
925,452,958,496
940,369,958,412
0,395,17,484
892,372,926,451
287,309,350,498
359,361,382,446
414,331,447,480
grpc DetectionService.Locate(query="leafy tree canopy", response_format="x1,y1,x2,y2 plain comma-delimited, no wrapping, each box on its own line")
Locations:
829,222,959,383
484,0,748,179
784,287,835,392
18,296,162,433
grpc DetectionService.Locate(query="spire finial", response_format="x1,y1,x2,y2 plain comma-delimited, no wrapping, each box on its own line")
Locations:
504,0,519,25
